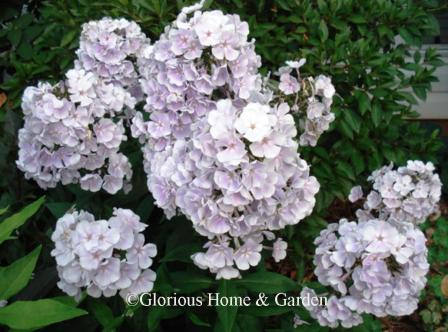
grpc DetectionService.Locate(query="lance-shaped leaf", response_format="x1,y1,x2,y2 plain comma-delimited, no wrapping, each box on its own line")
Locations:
0,245,41,300
0,196,45,244
0,298,87,330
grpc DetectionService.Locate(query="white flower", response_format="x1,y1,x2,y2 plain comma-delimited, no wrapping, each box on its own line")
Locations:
249,136,281,159
216,135,247,166
127,234,157,269
94,257,121,287
126,269,157,294
391,238,414,264
212,31,239,61
66,69,97,106
77,246,110,270
204,243,234,269
348,186,363,203
216,266,241,279
80,174,103,192
194,11,227,46
109,208,146,249
233,239,262,270
94,119,117,145
315,75,335,99
191,252,210,270
208,99,236,140
279,73,299,95
102,175,123,194
272,238,287,263
293,314,309,327
115,262,140,289
235,103,274,142
57,280,81,298
73,220,101,252
366,191,382,209
285,59,306,69
360,220,399,253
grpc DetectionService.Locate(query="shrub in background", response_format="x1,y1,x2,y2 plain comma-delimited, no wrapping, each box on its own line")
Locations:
0,0,446,331
214,0,445,211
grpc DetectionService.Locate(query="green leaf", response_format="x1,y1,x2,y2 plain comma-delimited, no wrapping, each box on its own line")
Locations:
0,299,87,329
336,161,355,180
15,14,33,28
46,202,72,218
7,29,22,46
371,101,382,127
171,271,213,293
160,243,201,263
414,50,421,64
276,0,291,11
51,296,79,307
398,28,415,45
88,298,115,329
317,0,328,12
351,152,365,175
236,314,262,331
338,119,354,139
147,306,183,330
0,246,41,300
23,25,43,43
368,148,383,170
398,91,418,105
17,42,34,60
153,263,174,295
60,30,77,47
186,311,211,327
420,309,432,324
239,304,292,317
357,91,371,115
413,86,427,100
318,20,328,41
215,280,238,332
349,15,367,24
236,271,297,293
350,314,382,331
382,145,396,162
344,109,362,133
0,207,8,216
135,196,154,222
0,196,45,244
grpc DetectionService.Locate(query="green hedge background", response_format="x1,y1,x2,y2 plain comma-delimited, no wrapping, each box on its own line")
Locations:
0,0,447,331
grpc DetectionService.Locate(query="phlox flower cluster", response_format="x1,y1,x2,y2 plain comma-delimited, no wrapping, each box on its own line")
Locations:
131,4,332,278
302,160,441,328
311,218,428,327
349,160,442,225
76,18,147,96
300,287,363,328
276,61,335,147
51,208,157,300
17,18,149,194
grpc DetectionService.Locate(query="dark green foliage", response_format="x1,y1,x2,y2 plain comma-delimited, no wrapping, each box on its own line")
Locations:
211,0,444,213
419,217,448,331
0,0,446,331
